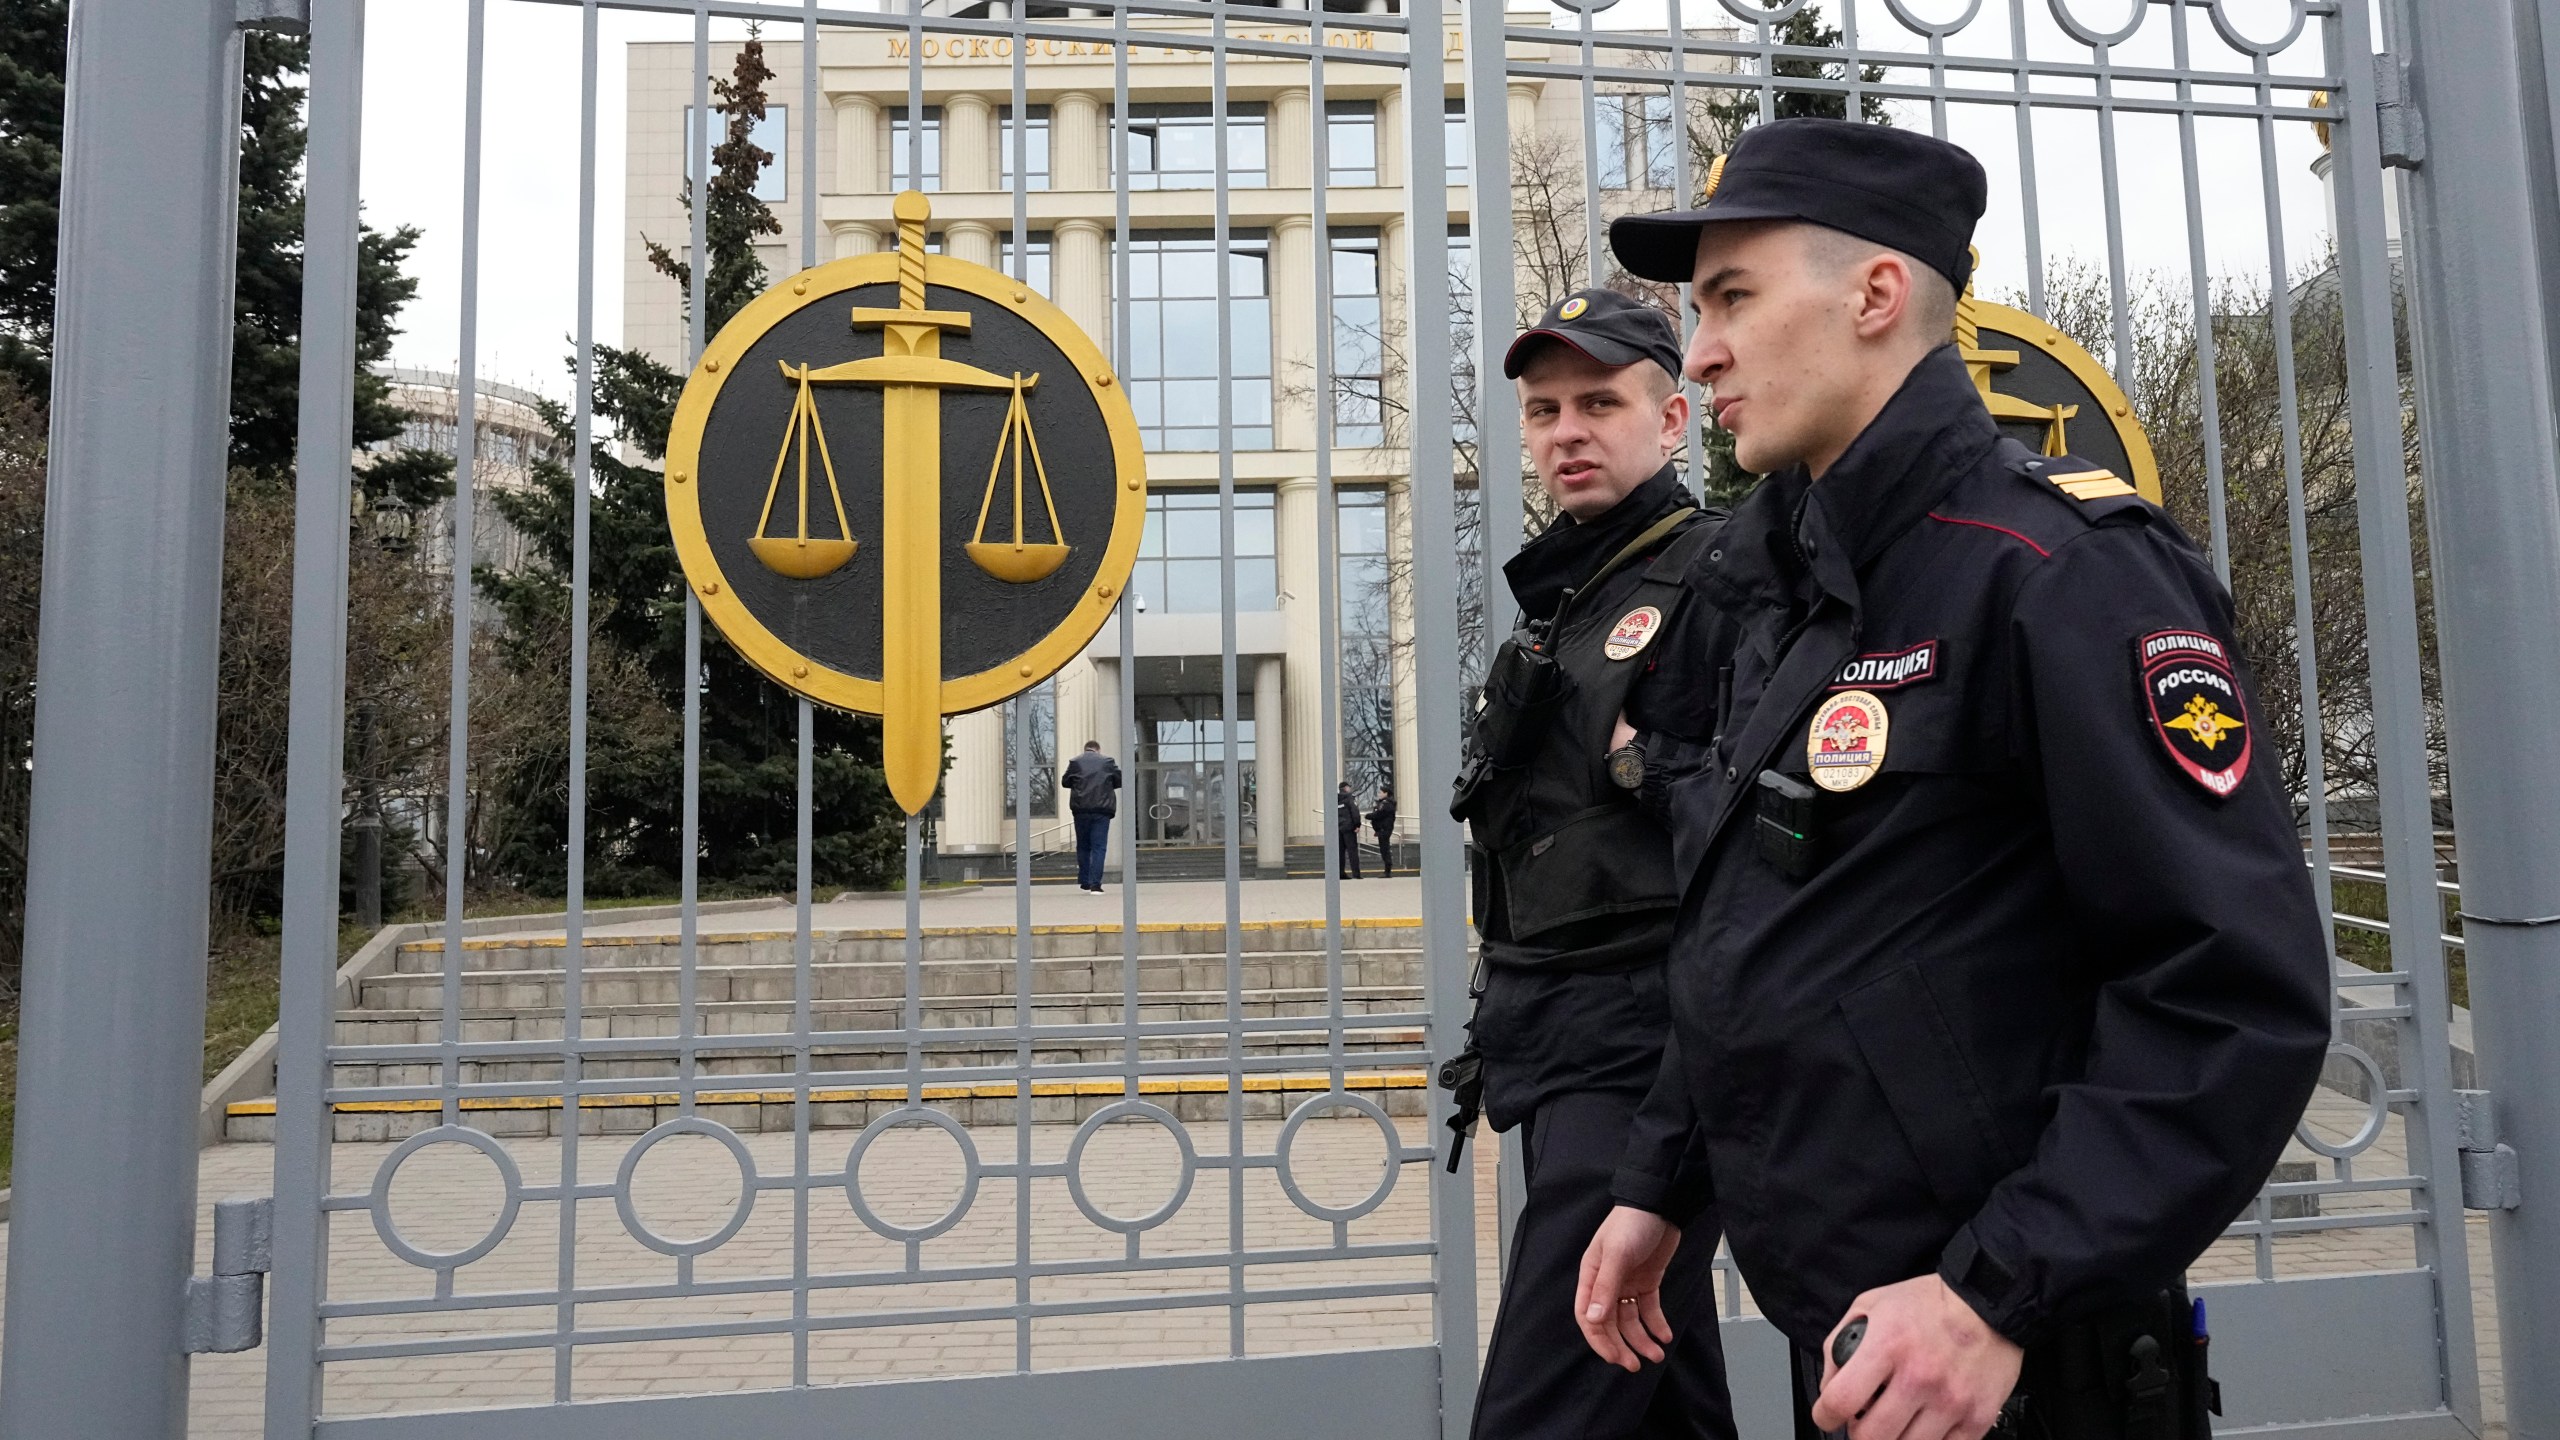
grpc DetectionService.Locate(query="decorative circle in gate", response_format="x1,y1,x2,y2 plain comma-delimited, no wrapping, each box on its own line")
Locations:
844,1105,983,1243
2295,1042,2390,1160
1065,1100,1199,1234
1274,1090,1403,1224
614,1116,760,1256
367,1124,525,1272
1954,269,2163,505
664,190,1147,818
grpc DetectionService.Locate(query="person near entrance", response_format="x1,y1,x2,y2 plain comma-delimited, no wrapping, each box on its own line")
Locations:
1060,740,1121,892
1446,286,1736,1440
1572,119,2331,1440
1366,785,1398,878
1336,780,1365,879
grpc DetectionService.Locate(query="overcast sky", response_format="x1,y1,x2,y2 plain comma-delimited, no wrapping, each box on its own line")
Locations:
360,0,2341,400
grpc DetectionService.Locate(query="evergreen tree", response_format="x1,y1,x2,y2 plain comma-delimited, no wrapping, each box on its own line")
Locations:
0,0,61,398
479,32,903,896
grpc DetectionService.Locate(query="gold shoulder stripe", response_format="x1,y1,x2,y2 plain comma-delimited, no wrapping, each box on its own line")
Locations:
2048,468,2137,501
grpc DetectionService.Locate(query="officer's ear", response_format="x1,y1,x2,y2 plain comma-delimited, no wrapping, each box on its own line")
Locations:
1652,368,1690,456
1847,250,1921,344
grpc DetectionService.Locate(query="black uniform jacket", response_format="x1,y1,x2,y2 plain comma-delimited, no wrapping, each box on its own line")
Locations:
1469,466,1717,1130
1610,345,2332,1352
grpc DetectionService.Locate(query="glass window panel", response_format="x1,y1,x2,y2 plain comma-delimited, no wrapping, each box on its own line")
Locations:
1236,557,1278,611
1141,510,1166,557
1165,506,1221,558
1163,247,1217,297
1230,249,1269,297
999,107,1050,191
1165,558,1221,610
1231,380,1273,426
1233,503,1274,556
1230,305,1272,369
1446,100,1468,183
1163,303,1221,375
1328,103,1377,186
1598,96,1630,190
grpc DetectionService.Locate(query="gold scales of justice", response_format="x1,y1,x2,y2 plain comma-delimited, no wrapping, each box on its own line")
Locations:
748,248,1070,583
664,189,1148,818
1948,247,2163,503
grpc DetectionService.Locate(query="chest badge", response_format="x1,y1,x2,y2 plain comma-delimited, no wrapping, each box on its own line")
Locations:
2140,630,2252,797
1806,689,1890,792
1603,606,1664,661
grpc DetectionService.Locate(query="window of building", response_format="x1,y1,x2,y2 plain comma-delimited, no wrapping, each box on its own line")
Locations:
1448,227,1477,446
888,107,941,192
685,104,788,203
999,105,1050,191
998,232,1051,292
1327,101,1377,186
1123,232,1274,451
1131,490,1278,613
1446,98,1468,184
1337,489,1394,800
1002,680,1058,815
1118,104,1267,190
1330,232,1384,448
1598,92,1675,192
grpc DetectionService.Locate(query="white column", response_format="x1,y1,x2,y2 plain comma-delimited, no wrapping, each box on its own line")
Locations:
1054,217,1109,350
1378,84,1406,189
942,708,1006,860
835,92,881,194
1053,658,1090,847
1272,216,1317,452
945,92,995,192
1053,90,1106,191
1254,655,1287,874
1082,656,1126,878
1506,82,1539,157
1272,85,1312,190
832,222,881,259
1278,474,1327,843
946,220,997,268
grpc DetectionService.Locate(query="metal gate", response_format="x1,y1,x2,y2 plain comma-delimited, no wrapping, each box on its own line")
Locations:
2,0,2478,1436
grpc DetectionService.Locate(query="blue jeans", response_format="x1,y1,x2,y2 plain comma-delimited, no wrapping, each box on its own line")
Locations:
1073,811,1112,889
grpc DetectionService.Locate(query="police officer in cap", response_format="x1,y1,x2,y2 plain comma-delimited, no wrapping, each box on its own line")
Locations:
1570,119,2332,1439
1447,287,1736,1440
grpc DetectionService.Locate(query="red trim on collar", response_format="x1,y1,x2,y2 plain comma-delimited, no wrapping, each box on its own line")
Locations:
1926,511,2051,558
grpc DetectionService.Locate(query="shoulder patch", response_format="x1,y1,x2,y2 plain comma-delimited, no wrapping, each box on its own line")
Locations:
2140,629,2252,798
2046,468,2136,501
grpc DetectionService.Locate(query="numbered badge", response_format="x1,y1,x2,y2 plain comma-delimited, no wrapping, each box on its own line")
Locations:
1806,689,1889,793
1603,606,1663,662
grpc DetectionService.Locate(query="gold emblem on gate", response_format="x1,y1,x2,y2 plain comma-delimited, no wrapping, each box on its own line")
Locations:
665,191,1146,817
1951,247,2163,504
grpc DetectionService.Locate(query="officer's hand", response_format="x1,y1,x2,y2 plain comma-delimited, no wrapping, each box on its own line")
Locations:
1610,712,1636,753
1573,1205,1682,1372
1812,1275,2022,1440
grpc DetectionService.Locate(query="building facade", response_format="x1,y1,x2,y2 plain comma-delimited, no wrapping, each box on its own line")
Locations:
625,16,1715,866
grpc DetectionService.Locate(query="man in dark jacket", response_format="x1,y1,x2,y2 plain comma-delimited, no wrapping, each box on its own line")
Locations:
1574,120,2331,1440
1366,786,1398,878
1451,288,1734,1440
1059,740,1120,893
1336,780,1365,879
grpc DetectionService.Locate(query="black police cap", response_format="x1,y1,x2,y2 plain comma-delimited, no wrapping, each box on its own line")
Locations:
1610,118,1988,293
1502,287,1683,381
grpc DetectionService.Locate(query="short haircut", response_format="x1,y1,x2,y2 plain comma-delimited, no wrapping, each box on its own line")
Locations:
1639,361,1680,404
1084,740,1101,750
1803,226,1959,341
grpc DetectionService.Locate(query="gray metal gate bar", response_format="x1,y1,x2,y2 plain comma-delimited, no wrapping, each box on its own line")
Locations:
439,0,489,1143
2396,1,2560,1431
552,0,601,1403
266,1,367,1432
0,0,243,1431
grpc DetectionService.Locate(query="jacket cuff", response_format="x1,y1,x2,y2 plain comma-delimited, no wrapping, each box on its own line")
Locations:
1609,1165,1712,1227
1936,1223,2047,1347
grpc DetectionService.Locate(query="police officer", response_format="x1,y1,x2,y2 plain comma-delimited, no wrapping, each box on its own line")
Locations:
1570,120,2332,1440
1450,287,1736,1440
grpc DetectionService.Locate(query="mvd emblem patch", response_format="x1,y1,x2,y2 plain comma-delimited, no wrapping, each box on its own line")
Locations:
1604,606,1663,661
2140,630,2251,797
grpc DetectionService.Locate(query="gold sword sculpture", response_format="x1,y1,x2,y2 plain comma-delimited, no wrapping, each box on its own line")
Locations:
803,191,1017,814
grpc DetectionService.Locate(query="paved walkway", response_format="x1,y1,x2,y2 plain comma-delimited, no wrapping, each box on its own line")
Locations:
0,1082,2512,1435
471,876,1433,942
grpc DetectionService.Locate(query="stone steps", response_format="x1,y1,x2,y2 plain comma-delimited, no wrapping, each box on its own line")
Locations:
228,917,1449,1144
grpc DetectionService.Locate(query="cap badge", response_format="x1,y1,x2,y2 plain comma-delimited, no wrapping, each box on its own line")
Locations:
1603,605,1662,661
2139,630,2251,797
1701,152,1728,202
1806,689,1889,793
1559,296,1589,320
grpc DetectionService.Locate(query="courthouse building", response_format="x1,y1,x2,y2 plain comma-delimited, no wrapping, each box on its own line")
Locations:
624,12,1719,869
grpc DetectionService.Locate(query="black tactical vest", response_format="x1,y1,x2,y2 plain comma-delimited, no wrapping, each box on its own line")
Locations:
1460,511,1718,965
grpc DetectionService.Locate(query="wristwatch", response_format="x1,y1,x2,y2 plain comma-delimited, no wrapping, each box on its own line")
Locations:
1606,741,1647,791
